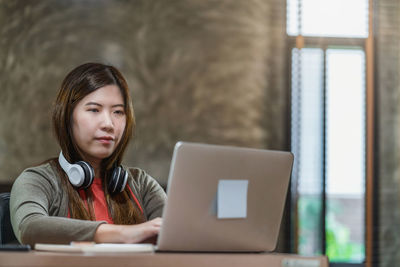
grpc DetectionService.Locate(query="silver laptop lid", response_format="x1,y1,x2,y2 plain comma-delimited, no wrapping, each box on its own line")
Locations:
157,142,293,252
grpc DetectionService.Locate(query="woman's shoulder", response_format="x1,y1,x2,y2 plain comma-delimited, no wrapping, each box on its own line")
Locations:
125,167,163,189
125,167,151,182
14,160,60,185
21,161,57,176
126,166,145,175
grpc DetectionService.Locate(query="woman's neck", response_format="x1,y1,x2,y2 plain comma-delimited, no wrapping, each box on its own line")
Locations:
93,167,101,178
86,158,101,178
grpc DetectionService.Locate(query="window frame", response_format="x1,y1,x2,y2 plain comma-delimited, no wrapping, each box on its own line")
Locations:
286,34,374,267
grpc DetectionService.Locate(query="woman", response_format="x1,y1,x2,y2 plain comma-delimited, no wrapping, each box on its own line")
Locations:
10,63,166,246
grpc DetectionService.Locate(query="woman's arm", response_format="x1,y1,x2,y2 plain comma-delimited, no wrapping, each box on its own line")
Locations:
94,217,162,243
10,164,104,246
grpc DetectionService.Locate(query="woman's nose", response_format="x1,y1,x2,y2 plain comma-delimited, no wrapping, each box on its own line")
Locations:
100,112,114,131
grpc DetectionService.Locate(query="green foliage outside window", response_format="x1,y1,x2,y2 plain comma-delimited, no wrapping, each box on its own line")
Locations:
298,196,364,262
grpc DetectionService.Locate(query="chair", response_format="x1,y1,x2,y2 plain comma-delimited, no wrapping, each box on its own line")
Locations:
0,192,18,244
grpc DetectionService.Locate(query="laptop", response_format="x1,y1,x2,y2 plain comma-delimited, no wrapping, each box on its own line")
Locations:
156,142,294,252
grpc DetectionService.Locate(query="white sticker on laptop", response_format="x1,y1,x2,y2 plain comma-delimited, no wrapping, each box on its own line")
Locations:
217,179,248,219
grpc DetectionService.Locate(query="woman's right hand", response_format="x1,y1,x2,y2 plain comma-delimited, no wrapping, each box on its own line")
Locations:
94,217,162,244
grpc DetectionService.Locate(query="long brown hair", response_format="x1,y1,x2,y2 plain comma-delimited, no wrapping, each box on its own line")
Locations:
52,62,143,224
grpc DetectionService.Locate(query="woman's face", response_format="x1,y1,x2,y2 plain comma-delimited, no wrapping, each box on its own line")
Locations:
72,85,126,164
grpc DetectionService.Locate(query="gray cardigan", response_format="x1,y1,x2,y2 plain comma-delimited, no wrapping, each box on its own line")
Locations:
10,162,166,246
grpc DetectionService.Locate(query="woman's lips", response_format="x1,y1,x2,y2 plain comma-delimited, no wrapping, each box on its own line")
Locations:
95,136,114,144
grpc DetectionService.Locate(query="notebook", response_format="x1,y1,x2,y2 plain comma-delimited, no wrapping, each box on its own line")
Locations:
156,142,294,252
34,242,154,253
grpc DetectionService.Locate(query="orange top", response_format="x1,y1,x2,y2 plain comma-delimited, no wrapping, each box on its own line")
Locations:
78,178,113,223
68,178,143,223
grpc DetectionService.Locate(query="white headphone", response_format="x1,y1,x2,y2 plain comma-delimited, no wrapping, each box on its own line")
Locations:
58,151,128,193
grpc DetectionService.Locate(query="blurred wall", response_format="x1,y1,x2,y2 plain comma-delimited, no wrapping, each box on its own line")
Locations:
0,0,288,187
376,0,400,266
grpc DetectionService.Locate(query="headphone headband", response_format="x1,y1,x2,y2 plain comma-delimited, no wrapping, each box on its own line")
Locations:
58,151,69,172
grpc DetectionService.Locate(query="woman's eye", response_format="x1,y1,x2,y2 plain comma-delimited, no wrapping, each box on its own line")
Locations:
114,110,125,115
88,108,99,113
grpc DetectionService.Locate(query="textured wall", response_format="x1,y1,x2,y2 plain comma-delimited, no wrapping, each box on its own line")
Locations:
376,0,400,266
0,0,287,187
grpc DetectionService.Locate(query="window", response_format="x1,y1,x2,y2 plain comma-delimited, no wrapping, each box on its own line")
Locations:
287,0,368,38
287,0,370,265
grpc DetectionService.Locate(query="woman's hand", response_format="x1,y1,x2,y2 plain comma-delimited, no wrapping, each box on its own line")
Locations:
94,217,162,244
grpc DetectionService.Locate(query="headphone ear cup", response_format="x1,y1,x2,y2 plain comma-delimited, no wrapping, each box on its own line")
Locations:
108,166,128,194
76,161,94,189
65,164,85,188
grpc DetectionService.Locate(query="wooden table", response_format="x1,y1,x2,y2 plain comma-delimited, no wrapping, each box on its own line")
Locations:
0,251,328,267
